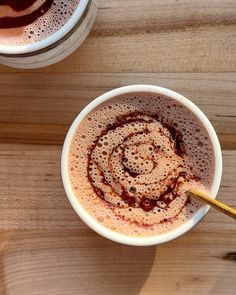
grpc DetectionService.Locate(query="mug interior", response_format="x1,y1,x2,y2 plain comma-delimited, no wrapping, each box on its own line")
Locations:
0,0,89,54
61,85,222,246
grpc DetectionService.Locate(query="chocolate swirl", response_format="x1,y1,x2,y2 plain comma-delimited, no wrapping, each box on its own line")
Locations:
0,0,53,28
87,112,200,225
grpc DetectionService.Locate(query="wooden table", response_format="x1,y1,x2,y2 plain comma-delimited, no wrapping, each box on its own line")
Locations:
0,1,236,294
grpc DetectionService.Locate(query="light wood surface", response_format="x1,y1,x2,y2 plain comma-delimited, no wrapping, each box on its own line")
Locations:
1,0,236,73
0,1,236,294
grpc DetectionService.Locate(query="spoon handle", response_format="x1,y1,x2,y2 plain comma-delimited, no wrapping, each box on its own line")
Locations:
189,189,236,220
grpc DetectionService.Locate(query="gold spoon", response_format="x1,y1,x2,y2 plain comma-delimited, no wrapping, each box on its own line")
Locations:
189,189,236,220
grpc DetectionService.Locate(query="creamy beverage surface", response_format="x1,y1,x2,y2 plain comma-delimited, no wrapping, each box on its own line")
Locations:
68,92,215,237
0,0,80,46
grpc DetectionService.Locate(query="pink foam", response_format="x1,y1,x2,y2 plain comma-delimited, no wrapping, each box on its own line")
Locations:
68,92,215,237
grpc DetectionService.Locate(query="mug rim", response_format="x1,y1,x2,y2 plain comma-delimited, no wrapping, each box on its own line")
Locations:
61,85,222,246
0,0,89,54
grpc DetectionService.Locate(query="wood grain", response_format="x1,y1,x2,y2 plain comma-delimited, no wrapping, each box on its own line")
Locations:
0,230,235,295
0,1,236,294
0,0,235,73
0,73,235,149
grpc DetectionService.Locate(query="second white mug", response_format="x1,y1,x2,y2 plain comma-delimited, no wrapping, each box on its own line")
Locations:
0,0,97,68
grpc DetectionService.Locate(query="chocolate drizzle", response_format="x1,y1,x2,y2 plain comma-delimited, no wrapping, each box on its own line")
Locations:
162,122,185,156
0,0,54,29
87,112,200,224
0,0,39,11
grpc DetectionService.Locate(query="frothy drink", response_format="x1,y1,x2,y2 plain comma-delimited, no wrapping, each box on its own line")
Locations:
0,0,97,68
68,92,215,237
0,0,80,46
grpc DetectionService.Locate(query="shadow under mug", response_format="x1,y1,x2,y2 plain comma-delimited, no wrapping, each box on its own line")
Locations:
0,0,97,69
61,85,222,246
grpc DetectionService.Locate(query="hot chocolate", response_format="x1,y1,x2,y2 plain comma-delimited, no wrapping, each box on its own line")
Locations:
0,0,80,46
68,92,215,237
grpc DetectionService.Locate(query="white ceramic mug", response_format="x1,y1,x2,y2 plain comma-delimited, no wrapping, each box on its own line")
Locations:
0,0,97,68
61,85,222,246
